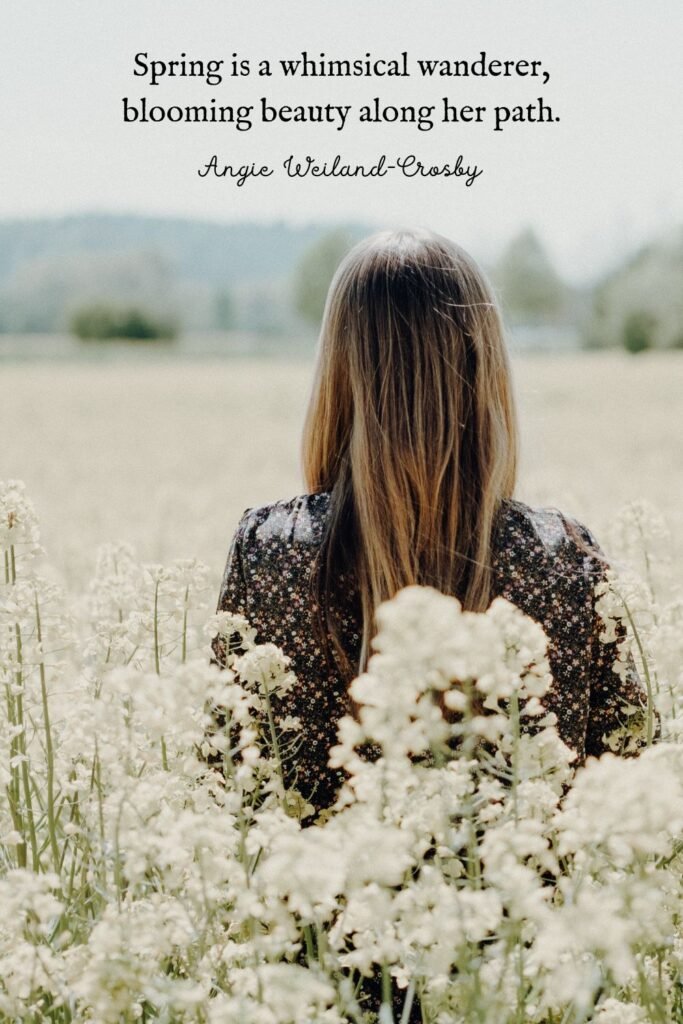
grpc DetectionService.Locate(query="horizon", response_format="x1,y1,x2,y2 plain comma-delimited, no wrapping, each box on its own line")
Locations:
1,208,678,290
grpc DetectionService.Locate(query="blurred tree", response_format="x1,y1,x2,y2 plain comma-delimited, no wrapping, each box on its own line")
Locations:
70,304,178,341
293,230,353,326
622,311,656,354
214,288,236,330
585,229,683,351
1,249,180,333
493,228,568,324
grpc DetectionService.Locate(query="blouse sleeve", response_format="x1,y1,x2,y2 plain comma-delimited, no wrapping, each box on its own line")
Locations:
211,511,251,668
204,513,253,771
217,513,250,617
584,612,655,758
578,525,658,758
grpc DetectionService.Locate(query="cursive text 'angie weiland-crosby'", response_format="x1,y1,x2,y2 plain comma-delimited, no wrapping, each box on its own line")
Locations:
197,154,484,187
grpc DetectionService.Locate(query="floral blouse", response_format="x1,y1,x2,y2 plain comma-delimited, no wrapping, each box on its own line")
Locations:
215,492,652,814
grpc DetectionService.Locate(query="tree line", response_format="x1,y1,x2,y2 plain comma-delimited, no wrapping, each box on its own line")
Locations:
0,217,680,350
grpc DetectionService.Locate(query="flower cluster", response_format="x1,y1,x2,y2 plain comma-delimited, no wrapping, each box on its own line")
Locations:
0,481,678,1023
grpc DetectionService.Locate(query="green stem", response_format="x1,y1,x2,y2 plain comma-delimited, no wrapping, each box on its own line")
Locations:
303,924,316,965
619,594,656,746
92,742,107,899
5,682,25,868
381,963,395,1023
462,678,482,888
262,677,286,793
510,689,520,823
153,578,171,768
182,584,189,663
15,622,40,871
5,545,26,867
399,977,417,1024
153,579,161,675
35,591,61,873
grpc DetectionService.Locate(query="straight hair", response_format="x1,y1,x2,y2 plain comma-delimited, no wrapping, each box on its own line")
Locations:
302,228,518,679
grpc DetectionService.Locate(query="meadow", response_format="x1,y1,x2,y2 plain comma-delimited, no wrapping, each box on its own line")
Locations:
2,350,682,590
1,349,683,1022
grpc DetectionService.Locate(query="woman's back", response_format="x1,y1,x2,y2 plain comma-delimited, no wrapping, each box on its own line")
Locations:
217,491,650,815
214,228,653,819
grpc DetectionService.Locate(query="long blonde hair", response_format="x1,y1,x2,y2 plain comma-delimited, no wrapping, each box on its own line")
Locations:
302,228,518,679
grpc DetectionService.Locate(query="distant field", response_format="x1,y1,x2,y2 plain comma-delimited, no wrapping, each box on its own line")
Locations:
3,352,681,589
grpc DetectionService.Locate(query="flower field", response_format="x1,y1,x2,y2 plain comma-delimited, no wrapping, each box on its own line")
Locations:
1,351,682,1022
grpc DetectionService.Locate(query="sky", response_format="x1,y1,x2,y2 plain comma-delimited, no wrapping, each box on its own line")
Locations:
2,0,681,283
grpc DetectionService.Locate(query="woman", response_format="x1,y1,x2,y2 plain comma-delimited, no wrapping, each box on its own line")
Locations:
214,227,652,816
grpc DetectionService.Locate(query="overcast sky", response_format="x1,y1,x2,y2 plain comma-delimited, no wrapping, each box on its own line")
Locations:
2,0,681,282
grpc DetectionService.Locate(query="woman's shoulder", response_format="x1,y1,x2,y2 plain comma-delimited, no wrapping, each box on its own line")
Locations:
496,497,605,562
233,492,605,560
230,491,606,580
234,491,332,550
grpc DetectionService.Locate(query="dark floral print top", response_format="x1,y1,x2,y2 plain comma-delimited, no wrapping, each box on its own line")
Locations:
215,492,652,814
